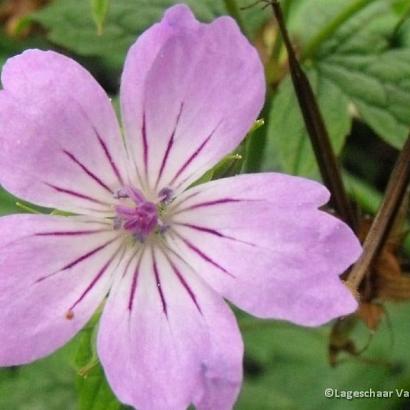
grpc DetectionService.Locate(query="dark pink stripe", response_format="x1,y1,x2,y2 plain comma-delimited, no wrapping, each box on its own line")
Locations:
44,182,108,205
94,128,124,185
35,229,107,237
176,233,234,278
167,257,202,314
66,98,124,186
35,237,119,283
155,103,184,188
142,112,148,174
128,251,143,311
152,250,168,316
61,237,118,271
121,248,138,279
175,223,258,248
177,223,224,237
169,126,218,185
62,150,113,194
174,198,241,215
69,245,122,311
170,191,201,211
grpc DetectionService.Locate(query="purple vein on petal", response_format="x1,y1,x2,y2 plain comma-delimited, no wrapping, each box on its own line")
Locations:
162,249,202,314
167,190,202,214
35,236,121,283
173,230,235,278
169,123,221,186
61,237,120,271
35,229,109,237
128,249,144,311
66,95,124,186
175,223,223,237
152,247,168,317
172,222,258,248
155,102,184,189
141,112,149,177
62,150,113,194
172,198,242,216
121,246,141,280
44,182,109,206
93,126,124,186
68,243,124,313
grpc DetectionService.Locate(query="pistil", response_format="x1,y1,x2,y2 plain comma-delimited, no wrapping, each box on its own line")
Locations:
114,187,158,241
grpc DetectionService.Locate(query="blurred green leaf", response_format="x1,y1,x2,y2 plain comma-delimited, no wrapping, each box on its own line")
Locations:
91,0,111,35
237,302,410,410
212,153,243,179
0,344,76,410
343,170,383,214
31,0,268,71
77,365,121,410
0,33,48,71
75,315,121,410
299,0,410,149
192,153,243,186
0,187,51,216
74,316,122,410
15,201,42,214
263,72,350,177
263,0,410,177
392,0,410,15
0,188,19,215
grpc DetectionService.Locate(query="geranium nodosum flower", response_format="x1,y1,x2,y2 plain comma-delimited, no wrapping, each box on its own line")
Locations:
0,4,361,410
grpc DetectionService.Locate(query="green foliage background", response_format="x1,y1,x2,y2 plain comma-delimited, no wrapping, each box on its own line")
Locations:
1,0,410,409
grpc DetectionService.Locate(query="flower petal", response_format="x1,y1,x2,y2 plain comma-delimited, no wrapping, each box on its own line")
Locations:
120,4,265,195
0,214,124,365
98,245,243,410
166,173,362,326
0,50,128,215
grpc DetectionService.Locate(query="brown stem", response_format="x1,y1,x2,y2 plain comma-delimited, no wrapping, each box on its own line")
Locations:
347,136,410,290
269,0,356,229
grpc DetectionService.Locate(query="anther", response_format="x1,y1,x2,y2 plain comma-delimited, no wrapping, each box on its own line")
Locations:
113,188,129,199
158,187,174,204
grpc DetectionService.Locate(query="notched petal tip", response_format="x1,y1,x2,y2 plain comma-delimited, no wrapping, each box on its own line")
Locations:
324,283,360,325
326,216,363,275
287,278,360,328
169,173,362,329
162,3,196,28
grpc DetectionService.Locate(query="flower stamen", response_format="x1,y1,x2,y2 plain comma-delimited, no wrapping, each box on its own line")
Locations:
114,186,158,241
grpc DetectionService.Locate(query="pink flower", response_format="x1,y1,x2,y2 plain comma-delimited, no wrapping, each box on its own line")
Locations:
0,5,361,410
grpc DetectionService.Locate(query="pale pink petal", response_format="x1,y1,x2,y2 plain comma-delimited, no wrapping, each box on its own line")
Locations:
98,245,243,410
166,173,362,326
0,214,125,365
0,50,128,215
120,4,265,195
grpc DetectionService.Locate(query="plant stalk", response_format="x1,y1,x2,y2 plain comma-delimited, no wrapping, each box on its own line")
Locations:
347,136,410,290
270,0,357,228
